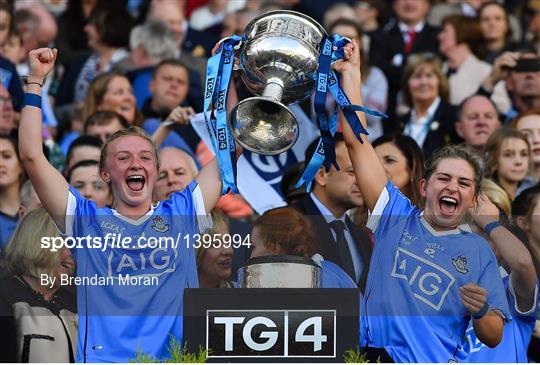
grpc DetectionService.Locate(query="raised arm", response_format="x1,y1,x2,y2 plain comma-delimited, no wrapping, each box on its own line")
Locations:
18,48,69,231
334,39,388,211
474,195,537,311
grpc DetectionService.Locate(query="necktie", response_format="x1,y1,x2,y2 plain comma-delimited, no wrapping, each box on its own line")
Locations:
404,30,417,54
329,220,356,281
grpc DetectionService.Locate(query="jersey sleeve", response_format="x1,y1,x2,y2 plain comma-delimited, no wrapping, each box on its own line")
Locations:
64,186,98,237
170,180,212,233
366,181,417,241
508,275,538,318
476,239,511,322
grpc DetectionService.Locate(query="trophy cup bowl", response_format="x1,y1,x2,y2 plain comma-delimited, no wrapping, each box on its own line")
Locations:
229,10,327,155
237,255,322,288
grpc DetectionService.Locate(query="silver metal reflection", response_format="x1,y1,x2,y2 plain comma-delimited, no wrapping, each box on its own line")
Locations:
230,10,327,155
237,256,322,288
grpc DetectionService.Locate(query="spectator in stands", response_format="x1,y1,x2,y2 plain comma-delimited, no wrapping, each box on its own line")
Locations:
1,32,24,68
292,133,373,291
189,0,245,32
0,208,76,362
0,1,12,47
64,135,102,172
354,0,389,34
67,159,111,207
439,15,491,105
83,72,143,126
455,94,501,154
196,210,234,288
322,3,356,30
464,180,537,363
525,0,540,55
123,21,177,108
399,53,458,156
84,111,129,143
478,2,517,65
370,0,439,124
0,85,15,135
479,51,540,120
146,1,208,88
250,206,357,288
142,60,201,152
0,134,23,248
329,18,388,140
18,180,41,218
153,147,199,202
372,133,424,207
511,110,540,192
484,127,532,200
55,7,133,106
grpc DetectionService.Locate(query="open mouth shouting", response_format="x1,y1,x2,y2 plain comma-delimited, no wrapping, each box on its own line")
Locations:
126,174,146,192
439,196,459,216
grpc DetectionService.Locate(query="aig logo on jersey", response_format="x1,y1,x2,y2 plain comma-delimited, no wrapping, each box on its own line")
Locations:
391,248,456,311
207,310,335,358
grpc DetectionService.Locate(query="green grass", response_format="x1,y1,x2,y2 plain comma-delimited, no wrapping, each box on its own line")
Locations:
132,336,209,363
343,347,380,363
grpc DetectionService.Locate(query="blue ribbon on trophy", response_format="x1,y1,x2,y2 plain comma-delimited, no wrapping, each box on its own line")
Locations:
203,35,242,194
296,34,388,192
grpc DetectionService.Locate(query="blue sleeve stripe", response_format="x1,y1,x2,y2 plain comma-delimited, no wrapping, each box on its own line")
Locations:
508,275,539,317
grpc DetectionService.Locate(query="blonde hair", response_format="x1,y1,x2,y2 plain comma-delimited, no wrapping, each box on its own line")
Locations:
402,53,449,107
99,126,160,171
196,210,229,267
480,179,511,217
4,208,61,279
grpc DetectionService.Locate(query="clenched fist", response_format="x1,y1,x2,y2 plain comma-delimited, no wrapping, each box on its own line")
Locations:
28,48,58,81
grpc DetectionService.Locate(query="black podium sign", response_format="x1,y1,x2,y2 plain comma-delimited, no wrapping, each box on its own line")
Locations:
183,288,359,362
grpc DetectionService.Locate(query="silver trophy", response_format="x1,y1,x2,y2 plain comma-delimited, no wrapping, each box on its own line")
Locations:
237,256,322,288
229,10,327,155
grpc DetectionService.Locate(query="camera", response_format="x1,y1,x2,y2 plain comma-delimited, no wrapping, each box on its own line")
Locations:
511,57,540,72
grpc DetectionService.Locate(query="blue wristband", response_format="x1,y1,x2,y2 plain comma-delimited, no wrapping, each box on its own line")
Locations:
472,302,490,320
484,221,502,235
23,93,42,109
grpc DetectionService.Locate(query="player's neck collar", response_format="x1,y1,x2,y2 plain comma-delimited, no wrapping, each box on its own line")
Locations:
419,211,467,236
110,202,159,225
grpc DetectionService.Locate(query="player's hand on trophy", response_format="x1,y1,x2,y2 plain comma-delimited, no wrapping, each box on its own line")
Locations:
165,106,195,126
331,39,361,76
28,48,57,83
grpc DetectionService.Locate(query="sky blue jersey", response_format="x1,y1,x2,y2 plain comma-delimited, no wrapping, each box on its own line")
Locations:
465,273,538,362
363,182,511,362
64,181,208,362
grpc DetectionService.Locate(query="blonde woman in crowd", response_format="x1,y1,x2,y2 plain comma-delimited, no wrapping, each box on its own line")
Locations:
0,208,76,362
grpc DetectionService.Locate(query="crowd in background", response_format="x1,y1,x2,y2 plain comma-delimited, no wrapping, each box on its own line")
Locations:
0,0,540,362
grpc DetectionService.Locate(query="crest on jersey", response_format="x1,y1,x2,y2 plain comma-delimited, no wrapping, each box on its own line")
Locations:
452,255,469,274
151,215,169,233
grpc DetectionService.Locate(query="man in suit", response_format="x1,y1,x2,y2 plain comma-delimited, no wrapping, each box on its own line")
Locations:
371,0,440,127
291,133,372,292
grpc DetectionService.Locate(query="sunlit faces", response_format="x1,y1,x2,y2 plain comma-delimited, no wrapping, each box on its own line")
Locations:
456,96,501,149
507,55,540,98
69,164,111,208
421,158,477,229
375,142,410,190
198,220,233,286
0,9,10,46
97,76,136,124
318,142,364,209
515,114,540,166
86,118,125,143
496,137,530,184
407,64,440,105
148,2,185,45
150,65,189,113
154,148,198,201
250,226,277,258
100,135,158,208
0,138,22,189
479,4,508,42
438,23,457,54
